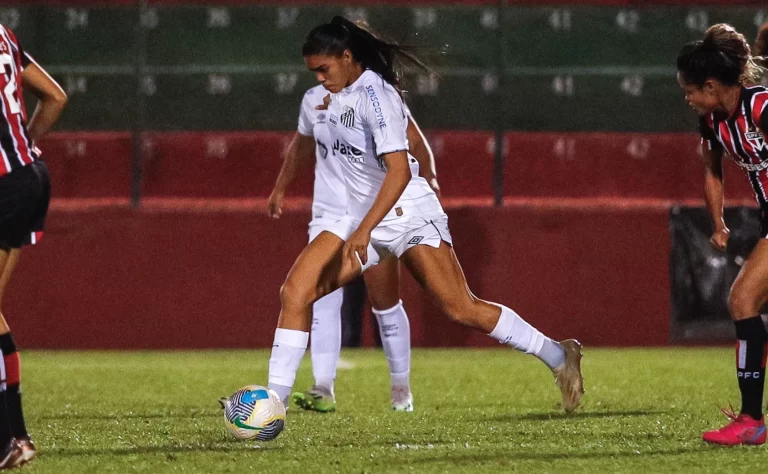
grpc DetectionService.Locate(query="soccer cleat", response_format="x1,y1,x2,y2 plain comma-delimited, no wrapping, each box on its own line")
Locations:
552,339,585,414
702,408,766,446
291,386,336,413
391,386,414,412
0,439,23,470
16,436,36,465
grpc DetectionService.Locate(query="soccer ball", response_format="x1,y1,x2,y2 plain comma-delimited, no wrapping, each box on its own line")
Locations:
222,385,286,441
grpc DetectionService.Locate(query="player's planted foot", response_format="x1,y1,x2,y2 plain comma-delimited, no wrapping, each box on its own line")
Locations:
292,386,336,413
391,385,413,412
702,408,767,446
16,436,35,465
0,439,23,470
553,339,584,413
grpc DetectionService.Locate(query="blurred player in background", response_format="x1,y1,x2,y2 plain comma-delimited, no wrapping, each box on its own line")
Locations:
267,82,439,413
677,24,768,446
0,24,67,468
264,16,584,421
757,22,768,84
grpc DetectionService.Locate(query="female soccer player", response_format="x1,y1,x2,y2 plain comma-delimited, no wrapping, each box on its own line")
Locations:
265,16,584,419
267,84,439,412
677,23,768,445
0,24,67,468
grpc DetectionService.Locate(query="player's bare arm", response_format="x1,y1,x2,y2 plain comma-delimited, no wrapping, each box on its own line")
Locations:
700,142,728,250
21,61,66,143
267,132,316,219
407,117,439,196
343,150,410,266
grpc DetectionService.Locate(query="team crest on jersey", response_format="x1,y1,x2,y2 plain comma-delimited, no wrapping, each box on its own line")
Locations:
746,131,767,152
340,106,355,128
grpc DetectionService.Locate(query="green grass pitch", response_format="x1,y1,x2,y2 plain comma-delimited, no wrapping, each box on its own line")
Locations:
15,348,768,472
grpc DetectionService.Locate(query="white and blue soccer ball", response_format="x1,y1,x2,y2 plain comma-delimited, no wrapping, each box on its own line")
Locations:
222,385,286,441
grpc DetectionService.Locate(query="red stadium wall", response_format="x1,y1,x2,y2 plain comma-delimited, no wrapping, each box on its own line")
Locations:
38,131,755,202
10,130,753,349
5,201,671,349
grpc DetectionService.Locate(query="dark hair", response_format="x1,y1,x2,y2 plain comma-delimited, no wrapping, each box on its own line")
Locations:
302,16,432,90
677,23,764,87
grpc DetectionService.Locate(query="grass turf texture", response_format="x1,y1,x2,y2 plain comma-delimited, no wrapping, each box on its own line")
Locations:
17,348,768,472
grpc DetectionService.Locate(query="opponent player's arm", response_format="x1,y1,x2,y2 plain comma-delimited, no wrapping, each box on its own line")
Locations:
407,116,439,196
267,132,315,219
343,151,411,265
21,60,67,142
701,142,728,250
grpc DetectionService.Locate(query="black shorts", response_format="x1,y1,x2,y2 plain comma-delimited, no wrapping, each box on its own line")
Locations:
0,160,50,252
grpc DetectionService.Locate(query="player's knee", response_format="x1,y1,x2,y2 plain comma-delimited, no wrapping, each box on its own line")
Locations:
280,278,315,310
728,285,760,319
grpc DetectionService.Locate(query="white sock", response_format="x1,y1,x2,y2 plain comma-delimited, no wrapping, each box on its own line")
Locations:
268,328,309,405
489,305,565,370
310,287,343,395
374,300,411,388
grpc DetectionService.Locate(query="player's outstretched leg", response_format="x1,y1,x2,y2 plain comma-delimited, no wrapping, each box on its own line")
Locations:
402,240,584,413
292,287,343,413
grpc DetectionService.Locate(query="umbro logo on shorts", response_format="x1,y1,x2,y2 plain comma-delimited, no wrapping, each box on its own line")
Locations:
408,236,424,245
341,106,355,128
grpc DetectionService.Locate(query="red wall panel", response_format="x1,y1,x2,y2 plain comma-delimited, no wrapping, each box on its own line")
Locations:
504,132,755,201
5,201,670,349
39,132,133,199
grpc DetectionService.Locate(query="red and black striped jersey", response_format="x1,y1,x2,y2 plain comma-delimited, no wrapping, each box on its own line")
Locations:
700,85,768,204
0,24,38,178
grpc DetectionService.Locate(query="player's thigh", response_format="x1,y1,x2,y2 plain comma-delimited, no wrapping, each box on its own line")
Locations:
283,231,361,304
401,242,477,315
0,248,20,303
730,239,768,315
363,254,400,311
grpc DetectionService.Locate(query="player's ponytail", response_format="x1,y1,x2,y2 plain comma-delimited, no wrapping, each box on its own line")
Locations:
302,16,432,90
677,23,765,86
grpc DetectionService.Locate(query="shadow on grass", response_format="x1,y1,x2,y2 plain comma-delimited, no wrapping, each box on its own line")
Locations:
40,412,220,421
388,446,709,465
484,410,668,422
43,442,281,458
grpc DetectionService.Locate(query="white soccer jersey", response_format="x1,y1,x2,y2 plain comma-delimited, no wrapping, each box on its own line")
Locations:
298,85,348,218
324,70,440,221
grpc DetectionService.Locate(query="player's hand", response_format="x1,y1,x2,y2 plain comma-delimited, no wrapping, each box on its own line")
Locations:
710,227,730,251
343,228,371,268
267,190,284,219
315,94,331,111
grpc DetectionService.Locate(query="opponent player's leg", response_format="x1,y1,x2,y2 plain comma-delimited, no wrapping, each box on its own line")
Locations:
703,239,768,445
0,248,32,463
365,256,413,411
401,239,584,413
0,248,21,468
269,231,364,405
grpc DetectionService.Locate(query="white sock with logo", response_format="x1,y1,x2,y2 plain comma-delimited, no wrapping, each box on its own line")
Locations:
268,328,309,405
489,305,565,370
310,288,343,396
374,300,411,389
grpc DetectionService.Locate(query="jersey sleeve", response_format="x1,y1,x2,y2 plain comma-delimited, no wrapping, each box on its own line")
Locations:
699,116,722,152
760,101,768,137
361,80,408,156
297,90,318,137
